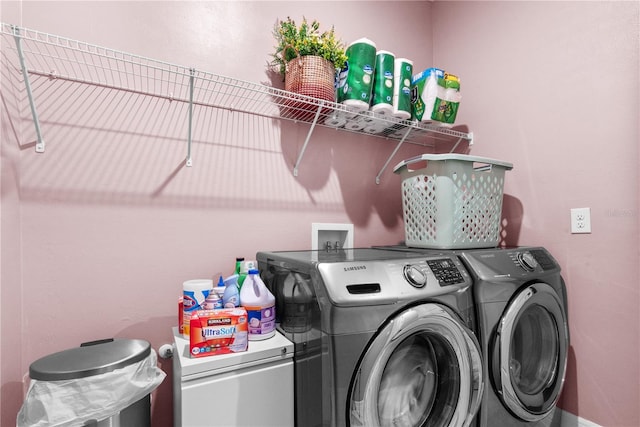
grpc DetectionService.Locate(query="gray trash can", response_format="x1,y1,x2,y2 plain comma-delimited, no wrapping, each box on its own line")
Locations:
22,338,162,427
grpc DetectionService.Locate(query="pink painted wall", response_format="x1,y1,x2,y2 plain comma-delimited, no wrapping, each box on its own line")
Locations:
432,2,640,426
0,1,435,426
1,1,638,427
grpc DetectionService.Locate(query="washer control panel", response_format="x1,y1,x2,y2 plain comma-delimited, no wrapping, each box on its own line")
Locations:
428,258,466,286
516,251,538,271
403,264,428,288
316,252,472,306
403,258,467,288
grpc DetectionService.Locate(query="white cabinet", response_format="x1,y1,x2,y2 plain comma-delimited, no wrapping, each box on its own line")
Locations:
172,327,294,427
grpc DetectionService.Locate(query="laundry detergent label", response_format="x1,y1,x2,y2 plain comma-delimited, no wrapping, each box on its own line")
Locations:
244,305,276,337
189,308,248,358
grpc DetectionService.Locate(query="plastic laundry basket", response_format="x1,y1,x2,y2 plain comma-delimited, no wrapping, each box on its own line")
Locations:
394,154,513,249
17,338,165,427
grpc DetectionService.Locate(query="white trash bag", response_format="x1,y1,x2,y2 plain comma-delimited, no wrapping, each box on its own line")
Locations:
17,349,165,427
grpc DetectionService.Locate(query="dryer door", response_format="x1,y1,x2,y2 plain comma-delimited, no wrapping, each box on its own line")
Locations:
348,303,483,427
492,282,569,421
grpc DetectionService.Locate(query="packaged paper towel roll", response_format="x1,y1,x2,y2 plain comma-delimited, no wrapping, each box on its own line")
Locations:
338,38,377,112
393,58,413,120
370,50,395,115
411,67,444,122
431,73,462,124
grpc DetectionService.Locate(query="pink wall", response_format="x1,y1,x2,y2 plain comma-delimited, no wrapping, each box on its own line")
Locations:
1,1,638,427
432,1,640,426
0,1,435,426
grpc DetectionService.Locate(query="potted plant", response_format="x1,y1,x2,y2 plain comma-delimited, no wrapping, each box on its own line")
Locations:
271,17,347,103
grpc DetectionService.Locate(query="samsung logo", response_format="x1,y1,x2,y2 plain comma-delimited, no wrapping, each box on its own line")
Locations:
344,265,367,272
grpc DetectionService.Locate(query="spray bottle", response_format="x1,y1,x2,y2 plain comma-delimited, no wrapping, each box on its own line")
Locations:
223,274,241,308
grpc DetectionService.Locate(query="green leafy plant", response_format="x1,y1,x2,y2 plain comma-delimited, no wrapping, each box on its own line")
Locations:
271,17,347,76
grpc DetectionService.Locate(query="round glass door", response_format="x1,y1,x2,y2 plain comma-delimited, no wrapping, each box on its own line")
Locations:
349,303,483,427
493,282,569,421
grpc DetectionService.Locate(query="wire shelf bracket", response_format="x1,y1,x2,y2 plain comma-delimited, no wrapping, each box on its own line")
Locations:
375,126,413,185
293,101,324,177
12,25,45,153
186,68,195,167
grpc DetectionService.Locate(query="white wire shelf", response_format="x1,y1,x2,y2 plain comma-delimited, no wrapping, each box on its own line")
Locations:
1,22,473,182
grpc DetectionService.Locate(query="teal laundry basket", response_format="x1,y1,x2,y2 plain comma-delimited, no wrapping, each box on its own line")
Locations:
394,154,513,249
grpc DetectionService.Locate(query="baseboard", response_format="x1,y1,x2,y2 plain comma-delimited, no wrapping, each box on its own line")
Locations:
560,409,602,427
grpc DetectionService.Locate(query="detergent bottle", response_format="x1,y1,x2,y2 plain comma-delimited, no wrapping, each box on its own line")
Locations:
238,260,256,288
223,274,241,308
234,257,244,275
240,269,276,340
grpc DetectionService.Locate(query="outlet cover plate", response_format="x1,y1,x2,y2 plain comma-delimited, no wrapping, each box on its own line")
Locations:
570,207,591,234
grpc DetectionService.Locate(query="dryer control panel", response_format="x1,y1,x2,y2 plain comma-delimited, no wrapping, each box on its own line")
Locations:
461,246,561,281
511,249,559,273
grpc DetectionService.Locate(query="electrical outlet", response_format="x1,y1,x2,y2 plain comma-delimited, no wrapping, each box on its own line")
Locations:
312,223,354,251
570,208,591,234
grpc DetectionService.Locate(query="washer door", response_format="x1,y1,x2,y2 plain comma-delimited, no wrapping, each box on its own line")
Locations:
348,303,483,427
492,282,569,421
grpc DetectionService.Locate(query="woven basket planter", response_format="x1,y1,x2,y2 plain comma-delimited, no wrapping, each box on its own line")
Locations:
285,55,336,103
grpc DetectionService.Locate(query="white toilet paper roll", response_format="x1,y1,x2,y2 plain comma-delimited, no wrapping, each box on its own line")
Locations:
363,123,387,134
388,130,406,139
344,117,366,131
324,114,347,128
360,115,375,124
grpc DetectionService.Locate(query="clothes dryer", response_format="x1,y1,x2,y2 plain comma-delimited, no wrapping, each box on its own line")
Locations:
257,248,484,427
459,247,569,427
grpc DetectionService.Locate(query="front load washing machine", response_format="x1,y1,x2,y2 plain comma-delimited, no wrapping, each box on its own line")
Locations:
257,248,484,427
459,247,569,427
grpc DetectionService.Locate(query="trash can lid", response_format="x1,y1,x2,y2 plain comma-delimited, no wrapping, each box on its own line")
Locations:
29,338,151,381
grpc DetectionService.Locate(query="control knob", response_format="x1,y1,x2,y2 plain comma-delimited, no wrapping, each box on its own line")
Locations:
517,252,538,271
403,264,427,288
